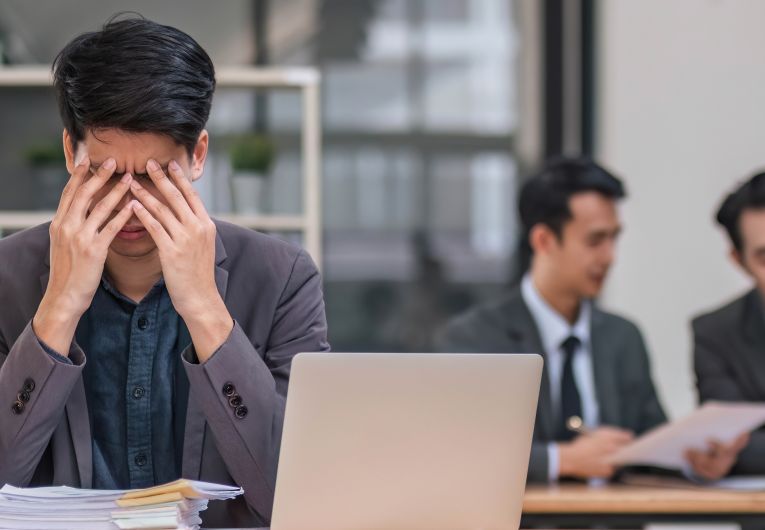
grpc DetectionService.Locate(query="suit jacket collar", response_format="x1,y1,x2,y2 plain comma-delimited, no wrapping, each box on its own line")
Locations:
589,309,620,426
740,289,765,395
502,287,554,438
504,286,620,435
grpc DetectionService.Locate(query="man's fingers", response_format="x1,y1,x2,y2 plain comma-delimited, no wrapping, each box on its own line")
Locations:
145,159,195,222
166,159,209,219
687,451,715,477
68,157,117,220
83,174,133,233
733,432,750,452
97,201,135,245
596,464,616,479
132,201,174,249
129,180,183,237
54,157,91,222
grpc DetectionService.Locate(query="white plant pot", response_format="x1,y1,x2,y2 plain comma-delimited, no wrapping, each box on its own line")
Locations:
230,171,267,215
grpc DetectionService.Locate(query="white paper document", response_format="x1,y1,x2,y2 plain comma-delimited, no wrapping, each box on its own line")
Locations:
609,401,765,469
0,479,243,530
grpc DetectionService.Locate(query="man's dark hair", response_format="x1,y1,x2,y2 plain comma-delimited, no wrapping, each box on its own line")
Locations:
716,172,765,252
52,15,215,157
512,156,625,276
519,156,626,240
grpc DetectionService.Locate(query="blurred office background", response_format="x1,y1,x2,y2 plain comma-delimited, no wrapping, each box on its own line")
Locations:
0,0,762,420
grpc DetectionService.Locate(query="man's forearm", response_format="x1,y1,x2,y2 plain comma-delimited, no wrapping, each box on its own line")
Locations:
32,296,81,356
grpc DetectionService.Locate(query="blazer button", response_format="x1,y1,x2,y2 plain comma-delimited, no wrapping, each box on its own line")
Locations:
23,378,35,393
228,395,242,408
11,401,24,415
235,405,248,419
222,382,236,397
17,391,30,403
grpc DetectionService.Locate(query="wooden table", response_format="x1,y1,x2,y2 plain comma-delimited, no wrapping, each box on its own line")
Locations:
523,483,765,529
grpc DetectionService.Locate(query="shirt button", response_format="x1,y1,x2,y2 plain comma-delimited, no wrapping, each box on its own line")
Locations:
134,454,147,467
222,382,236,397
132,386,145,400
235,405,248,419
137,317,149,330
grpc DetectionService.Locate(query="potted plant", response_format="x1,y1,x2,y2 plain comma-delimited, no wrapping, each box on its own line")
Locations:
228,133,275,215
24,142,67,210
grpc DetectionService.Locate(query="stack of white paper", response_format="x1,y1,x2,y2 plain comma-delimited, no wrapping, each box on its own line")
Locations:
0,479,243,530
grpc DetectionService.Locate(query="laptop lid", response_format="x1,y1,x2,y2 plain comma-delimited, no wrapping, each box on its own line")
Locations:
271,352,542,530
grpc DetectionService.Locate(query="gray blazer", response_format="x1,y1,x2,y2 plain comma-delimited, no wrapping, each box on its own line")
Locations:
435,286,666,483
693,289,765,475
0,220,329,528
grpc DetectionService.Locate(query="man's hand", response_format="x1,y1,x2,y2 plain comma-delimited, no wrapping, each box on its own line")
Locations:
33,157,134,355
130,159,233,362
558,426,634,479
685,432,749,481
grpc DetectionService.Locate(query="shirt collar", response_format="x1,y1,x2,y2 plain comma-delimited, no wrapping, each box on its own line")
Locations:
520,273,591,355
100,274,166,307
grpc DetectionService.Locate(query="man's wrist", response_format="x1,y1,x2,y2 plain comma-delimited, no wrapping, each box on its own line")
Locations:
181,297,234,363
33,298,82,357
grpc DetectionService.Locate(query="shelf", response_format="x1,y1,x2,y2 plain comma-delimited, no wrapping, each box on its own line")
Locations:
0,212,306,233
0,65,322,265
0,66,319,88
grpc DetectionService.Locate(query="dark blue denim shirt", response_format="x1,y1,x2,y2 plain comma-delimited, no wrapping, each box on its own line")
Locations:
68,277,183,489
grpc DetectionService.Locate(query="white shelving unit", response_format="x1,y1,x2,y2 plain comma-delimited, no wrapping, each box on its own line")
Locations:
0,66,323,266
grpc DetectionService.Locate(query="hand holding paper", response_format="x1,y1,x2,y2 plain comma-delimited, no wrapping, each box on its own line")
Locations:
608,402,765,470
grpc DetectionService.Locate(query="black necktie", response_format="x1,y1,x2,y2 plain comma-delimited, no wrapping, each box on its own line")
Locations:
558,335,582,441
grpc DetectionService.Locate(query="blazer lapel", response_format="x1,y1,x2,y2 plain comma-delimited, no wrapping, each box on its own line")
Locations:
181,229,229,479
40,265,93,488
741,290,765,396
589,309,620,426
505,291,554,439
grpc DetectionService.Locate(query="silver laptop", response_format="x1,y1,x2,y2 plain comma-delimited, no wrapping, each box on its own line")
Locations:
271,352,542,530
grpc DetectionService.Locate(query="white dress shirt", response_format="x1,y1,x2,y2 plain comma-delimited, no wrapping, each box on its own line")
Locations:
520,274,600,481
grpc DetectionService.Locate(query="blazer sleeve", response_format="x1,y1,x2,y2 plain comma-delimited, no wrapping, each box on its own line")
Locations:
692,317,765,475
0,322,85,487
181,249,329,522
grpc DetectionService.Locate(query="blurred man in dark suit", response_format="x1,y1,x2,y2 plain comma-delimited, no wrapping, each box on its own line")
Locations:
438,157,746,483
693,171,765,476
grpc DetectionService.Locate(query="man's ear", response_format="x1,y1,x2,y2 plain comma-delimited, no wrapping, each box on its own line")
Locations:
529,224,558,256
190,129,209,182
730,247,747,272
62,129,77,174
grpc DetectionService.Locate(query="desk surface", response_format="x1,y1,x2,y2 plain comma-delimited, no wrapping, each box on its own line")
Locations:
211,486,765,529
524,483,765,514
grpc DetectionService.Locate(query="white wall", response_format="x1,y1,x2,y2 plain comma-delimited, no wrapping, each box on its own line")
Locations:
596,0,765,418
